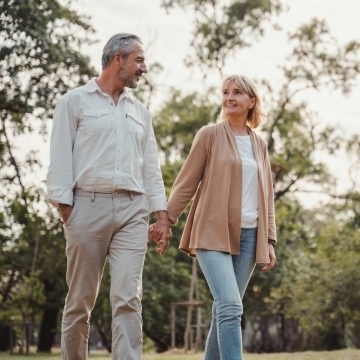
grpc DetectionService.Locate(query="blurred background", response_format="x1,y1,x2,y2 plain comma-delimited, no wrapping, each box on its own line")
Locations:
1,0,359,355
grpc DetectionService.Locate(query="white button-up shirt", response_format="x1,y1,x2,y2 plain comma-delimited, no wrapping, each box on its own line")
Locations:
47,78,167,212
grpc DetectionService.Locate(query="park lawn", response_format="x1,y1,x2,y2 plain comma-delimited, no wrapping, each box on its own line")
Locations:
0,348,360,360
143,348,360,360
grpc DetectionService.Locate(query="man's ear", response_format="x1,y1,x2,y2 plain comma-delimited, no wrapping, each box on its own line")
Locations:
113,52,124,66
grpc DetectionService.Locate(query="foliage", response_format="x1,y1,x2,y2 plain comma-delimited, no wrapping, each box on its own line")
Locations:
288,204,360,349
133,62,164,110
161,0,282,73
0,0,96,352
242,19,360,352
146,12,360,354
153,89,220,164
143,246,198,352
261,18,360,201
0,0,96,127
1,0,360,355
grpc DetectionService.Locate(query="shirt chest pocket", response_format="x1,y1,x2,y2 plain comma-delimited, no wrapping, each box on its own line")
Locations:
81,109,113,134
127,112,144,141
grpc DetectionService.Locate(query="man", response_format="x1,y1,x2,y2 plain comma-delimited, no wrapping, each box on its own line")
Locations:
47,33,171,360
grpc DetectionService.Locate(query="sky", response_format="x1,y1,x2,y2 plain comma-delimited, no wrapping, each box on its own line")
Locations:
69,0,360,119
67,0,360,132
39,0,360,204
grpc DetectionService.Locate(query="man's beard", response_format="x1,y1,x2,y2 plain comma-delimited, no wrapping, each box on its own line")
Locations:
117,66,141,89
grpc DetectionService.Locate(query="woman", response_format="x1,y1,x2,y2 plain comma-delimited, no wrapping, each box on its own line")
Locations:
153,74,276,359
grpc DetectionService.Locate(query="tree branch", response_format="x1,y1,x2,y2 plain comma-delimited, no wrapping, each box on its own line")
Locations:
0,117,28,205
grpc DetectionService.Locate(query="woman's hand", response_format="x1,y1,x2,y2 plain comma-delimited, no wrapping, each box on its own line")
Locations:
262,242,276,272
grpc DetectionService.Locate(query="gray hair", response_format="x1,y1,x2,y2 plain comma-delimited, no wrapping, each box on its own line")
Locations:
101,33,143,70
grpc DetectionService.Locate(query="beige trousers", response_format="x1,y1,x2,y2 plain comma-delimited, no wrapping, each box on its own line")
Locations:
61,190,149,360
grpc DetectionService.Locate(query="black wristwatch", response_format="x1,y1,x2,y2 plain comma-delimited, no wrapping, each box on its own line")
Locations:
268,239,276,247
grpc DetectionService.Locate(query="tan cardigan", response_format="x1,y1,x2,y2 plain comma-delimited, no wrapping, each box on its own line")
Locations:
167,120,276,264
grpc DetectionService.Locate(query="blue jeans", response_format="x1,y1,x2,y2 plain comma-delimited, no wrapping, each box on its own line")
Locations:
196,228,257,360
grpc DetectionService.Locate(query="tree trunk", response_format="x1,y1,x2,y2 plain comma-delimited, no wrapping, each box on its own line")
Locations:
0,326,11,351
37,307,59,352
94,318,112,353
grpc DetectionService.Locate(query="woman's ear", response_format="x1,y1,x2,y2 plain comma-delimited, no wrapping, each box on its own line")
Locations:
249,97,256,109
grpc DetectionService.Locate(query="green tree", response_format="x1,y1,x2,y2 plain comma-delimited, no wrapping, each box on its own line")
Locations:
270,202,360,350
148,11,360,354
161,0,282,74
244,19,360,352
0,0,96,352
154,89,220,162
264,19,360,200
143,90,219,351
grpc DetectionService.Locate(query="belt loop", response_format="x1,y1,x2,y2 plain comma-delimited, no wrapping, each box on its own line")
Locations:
129,191,133,200
91,190,95,203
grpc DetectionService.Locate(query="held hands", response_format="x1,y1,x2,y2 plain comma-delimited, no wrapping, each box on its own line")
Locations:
262,242,276,272
148,210,172,256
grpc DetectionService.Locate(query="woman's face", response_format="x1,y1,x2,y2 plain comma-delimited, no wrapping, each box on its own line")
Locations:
221,81,255,120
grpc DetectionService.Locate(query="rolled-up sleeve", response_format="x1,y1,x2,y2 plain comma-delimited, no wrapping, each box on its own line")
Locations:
142,113,167,212
46,98,77,207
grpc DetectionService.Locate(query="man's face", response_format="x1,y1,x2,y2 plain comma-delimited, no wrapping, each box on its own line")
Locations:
117,42,147,89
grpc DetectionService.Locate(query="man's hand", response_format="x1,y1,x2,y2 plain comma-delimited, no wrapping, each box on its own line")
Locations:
148,210,172,256
262,242,276,272
59,203,73,224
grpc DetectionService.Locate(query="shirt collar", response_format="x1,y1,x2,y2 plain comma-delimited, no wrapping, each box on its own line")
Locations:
119,88,135,103
84,78,99,93
85,78,135,103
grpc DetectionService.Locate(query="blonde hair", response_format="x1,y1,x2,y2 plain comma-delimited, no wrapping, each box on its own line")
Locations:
220,75,266,129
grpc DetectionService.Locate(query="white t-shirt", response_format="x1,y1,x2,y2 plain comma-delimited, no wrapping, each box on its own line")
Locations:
235,136,259,228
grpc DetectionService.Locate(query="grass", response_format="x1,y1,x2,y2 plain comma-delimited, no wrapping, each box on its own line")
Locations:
0,348,360,360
